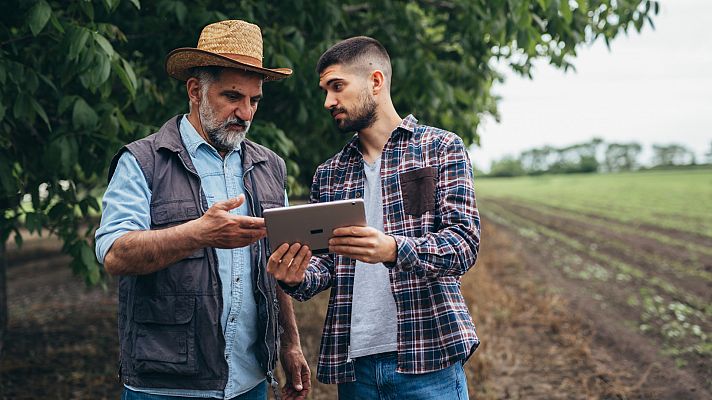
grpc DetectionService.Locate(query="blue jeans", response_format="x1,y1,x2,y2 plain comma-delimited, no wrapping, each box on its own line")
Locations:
338,352,469,400
121,380,266,400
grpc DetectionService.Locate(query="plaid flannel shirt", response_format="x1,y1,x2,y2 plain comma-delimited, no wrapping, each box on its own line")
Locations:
284,115,480,384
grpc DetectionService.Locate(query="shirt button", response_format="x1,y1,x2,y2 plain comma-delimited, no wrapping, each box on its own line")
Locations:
230,317,235,323
355,192,362,198
235,277,240,283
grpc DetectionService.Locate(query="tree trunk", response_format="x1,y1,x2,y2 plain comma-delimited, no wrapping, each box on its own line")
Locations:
0,241,6,358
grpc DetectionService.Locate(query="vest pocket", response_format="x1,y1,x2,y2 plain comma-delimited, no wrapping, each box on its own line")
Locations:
132,295,198,375
150,199,199,227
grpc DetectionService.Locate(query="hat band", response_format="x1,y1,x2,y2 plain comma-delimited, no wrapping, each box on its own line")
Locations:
218,53,263,68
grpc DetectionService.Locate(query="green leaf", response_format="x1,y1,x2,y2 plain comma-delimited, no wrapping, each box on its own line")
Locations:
68,27,91,61
129,0,140,9
560,0,572,23
49,11,64,33
38,73,58,93
28,0,52,36
30,98,51,130
79,242,101,285
13,92,33,121
72,98,98,129
58,95,77,114
59,136,79,175
0,154,16,195
0,104,5,123
25,212,41,233
79,0,94,20
14,231,23,248
102,0,119,12
174,1,187,25
122,59,137,90
86,53,112,89
93,33,115,57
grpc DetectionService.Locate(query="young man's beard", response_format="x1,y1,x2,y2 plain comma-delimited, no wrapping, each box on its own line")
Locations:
199,98,250,152
333,90,378,133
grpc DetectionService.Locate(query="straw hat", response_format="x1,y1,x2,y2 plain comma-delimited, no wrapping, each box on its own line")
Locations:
165,20,292,81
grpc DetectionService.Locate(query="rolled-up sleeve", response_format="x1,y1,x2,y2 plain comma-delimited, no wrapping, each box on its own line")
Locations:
95,151,152,264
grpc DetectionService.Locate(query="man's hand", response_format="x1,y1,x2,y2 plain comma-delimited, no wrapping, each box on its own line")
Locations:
280,346,311,400
329,226,397,264
191,194,266,249
266,243,311,286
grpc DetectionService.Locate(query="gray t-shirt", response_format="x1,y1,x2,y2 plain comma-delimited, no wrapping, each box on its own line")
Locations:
349,158,398,359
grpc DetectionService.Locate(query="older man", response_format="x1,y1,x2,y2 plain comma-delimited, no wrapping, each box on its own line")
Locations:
95,20,309,400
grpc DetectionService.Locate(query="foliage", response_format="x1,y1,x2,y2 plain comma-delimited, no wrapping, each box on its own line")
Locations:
487,137,703,177
604,142,642,171
0,0,150,285
489,156,525,177
546,138,602,174
0,0,659,287
652,144,695,167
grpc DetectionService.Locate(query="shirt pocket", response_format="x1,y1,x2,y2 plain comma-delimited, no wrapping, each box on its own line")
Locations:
400,167,437,216
132,295,198,376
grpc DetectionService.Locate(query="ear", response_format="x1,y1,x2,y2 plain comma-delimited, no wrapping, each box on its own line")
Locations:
370,70,386,95
186,77,202,107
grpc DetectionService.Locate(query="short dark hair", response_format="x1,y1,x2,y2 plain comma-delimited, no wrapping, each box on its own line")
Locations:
316,36,392,85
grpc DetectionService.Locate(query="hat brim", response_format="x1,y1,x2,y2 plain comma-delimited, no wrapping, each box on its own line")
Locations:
165,48,292,81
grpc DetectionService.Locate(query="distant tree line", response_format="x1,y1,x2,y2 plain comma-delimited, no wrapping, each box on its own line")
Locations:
487,138,710,177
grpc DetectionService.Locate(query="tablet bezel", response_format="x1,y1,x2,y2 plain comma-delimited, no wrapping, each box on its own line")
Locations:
263,198,367,255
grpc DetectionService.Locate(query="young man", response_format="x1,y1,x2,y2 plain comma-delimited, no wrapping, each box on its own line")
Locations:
96,20,310,400
267,36,480,399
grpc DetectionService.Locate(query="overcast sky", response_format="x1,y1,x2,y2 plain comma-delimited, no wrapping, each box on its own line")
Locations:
471,0,712,172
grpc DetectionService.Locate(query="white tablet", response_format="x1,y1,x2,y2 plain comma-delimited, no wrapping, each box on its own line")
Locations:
263,199,366,255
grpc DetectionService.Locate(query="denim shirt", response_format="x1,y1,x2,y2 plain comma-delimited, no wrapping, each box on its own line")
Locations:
95,116,273,398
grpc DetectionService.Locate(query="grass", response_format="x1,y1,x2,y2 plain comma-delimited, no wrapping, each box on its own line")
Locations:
476,169,712,238
475,169,712,365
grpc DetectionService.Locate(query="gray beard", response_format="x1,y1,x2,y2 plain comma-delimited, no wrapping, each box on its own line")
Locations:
199,100,250,152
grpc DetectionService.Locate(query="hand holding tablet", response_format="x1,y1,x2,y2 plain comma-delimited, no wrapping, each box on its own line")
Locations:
263,199,367,255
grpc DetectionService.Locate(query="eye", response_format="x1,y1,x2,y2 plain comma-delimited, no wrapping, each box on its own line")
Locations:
333,82,343,91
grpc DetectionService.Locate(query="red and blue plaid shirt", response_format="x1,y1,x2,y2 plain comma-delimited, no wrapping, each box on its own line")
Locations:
285,115,480,384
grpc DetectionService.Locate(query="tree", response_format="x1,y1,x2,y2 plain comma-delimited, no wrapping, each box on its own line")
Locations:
520,146,555,174
604,142,642,171
0,0,659,355
705,141,712,164
549,138,603,173
652,144,694,167
489,156,525,177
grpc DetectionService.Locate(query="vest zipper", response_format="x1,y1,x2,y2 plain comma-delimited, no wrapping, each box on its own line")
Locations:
243,164,278,380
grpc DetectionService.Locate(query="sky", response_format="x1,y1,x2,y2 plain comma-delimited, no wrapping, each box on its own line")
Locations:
471,0,712,172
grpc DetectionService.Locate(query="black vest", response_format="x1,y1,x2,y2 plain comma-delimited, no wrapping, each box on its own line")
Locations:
108,116,286,390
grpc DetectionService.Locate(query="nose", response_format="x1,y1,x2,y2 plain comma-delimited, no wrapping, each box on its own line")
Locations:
323,91,337,110
233,99,254,121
